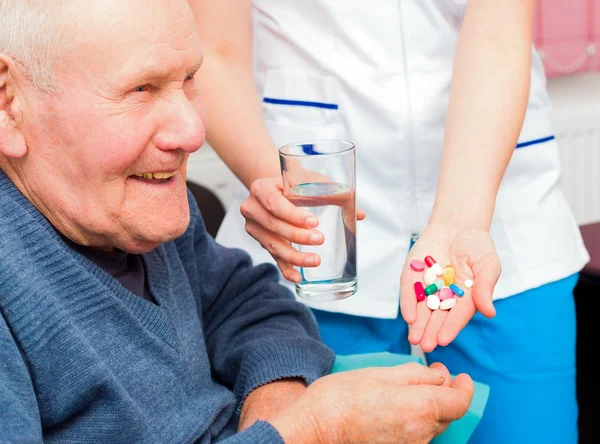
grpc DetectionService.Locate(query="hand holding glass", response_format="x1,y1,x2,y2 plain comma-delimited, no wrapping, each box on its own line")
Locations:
279,140,357,301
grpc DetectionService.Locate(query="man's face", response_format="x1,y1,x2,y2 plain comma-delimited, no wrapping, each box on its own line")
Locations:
9,0,206,253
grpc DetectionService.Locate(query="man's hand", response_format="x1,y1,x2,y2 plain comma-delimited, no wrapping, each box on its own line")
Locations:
268,362,474,443
238,379,307,432
400,223,500,352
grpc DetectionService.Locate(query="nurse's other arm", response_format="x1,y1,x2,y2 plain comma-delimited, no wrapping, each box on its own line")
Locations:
400,0,536,350
189,0,278,187
190,0,363,282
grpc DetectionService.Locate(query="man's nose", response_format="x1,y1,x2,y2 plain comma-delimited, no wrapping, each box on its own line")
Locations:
153,92,206,154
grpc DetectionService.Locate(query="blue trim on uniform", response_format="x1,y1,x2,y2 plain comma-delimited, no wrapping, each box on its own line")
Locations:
516,135,555,149
263,97,339,110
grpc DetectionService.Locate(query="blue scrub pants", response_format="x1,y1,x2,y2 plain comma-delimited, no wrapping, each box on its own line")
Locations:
312,274,579,444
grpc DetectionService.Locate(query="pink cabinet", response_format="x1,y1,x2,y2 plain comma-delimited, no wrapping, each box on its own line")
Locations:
533,0,600,77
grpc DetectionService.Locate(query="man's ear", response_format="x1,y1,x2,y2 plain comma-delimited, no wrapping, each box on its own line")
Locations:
0,57,27,159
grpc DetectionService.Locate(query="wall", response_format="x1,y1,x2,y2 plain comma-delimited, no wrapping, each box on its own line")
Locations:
548,73,600,225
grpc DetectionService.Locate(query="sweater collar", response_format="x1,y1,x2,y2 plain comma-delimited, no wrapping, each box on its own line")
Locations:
0,168,178,349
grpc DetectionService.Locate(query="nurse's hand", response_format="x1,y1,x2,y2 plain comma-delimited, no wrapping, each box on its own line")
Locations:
241,176,366,283
400,223,500,352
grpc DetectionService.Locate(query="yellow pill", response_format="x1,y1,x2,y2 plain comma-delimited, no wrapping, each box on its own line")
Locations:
443,265,456,286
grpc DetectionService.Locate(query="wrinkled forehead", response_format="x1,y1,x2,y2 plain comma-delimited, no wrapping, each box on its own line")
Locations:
62,0,202,85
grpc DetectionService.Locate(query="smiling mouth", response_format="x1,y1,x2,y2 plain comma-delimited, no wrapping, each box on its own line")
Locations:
132,171,177,184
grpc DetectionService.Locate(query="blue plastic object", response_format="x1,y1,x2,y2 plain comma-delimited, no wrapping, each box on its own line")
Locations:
331,352,489,444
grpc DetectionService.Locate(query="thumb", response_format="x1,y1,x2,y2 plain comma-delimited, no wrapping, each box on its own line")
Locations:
433,373,475,422
471,258,500,318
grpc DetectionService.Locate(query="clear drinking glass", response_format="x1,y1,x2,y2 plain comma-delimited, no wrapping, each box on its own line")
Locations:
279,140,357,301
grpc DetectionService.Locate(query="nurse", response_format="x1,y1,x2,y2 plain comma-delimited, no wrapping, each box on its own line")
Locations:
190,0,589,442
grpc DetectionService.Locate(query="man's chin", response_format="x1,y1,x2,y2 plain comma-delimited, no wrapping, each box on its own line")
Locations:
118,221,190,254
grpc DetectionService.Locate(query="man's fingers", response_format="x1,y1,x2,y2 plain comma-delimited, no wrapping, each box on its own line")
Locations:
249,179,319,228
431,373,474,422
434,421,452,437
384,362,448,386
428,362,451,386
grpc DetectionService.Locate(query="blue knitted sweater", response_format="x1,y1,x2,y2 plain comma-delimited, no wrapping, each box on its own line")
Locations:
0,170,334,443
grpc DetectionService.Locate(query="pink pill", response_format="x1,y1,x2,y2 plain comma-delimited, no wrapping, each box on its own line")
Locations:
414,281,426,302
439,287,454,301
410,260,426,271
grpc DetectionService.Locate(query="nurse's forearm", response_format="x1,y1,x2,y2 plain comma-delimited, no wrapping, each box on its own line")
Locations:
189,0,280,189
430,0,536,231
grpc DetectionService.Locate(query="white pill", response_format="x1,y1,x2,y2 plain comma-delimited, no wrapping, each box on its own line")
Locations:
440,298,457,310
424,268,438,286
464,279,474,288
427,295,441,310
431,263,444,276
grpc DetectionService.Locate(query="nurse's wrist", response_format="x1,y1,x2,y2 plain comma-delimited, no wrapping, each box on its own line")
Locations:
428,207,493,232
241,157,281,189
429,192,495,231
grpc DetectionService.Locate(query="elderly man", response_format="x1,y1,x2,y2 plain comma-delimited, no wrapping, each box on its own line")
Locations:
0,0,474,442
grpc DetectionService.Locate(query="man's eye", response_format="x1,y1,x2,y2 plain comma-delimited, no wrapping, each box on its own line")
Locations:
184,73,195,82
133,84,150,93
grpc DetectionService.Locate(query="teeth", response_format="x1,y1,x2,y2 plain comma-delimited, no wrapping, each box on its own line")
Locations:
135,171,177,180
152,171,176,180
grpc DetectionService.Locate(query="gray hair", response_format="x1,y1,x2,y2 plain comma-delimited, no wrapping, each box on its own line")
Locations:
0,0,73,91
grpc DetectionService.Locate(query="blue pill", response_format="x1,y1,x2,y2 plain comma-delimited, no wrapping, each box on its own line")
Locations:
449,283,464,296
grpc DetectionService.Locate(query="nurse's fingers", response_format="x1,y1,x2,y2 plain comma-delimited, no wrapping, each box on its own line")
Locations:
408,302,432,345
437,297,476,346
420,310,447,353
471,259,500,318
276,259,302,283
245,221,321,270
400,292,418,326
248,178,319,229
400,269,420,325
241,195,324,246
357,208,367,220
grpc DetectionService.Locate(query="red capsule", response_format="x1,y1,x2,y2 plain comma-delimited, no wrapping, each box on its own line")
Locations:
414,281,426,302
424,256,437,267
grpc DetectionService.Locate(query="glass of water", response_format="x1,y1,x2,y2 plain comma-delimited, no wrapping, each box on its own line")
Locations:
279,140,357,301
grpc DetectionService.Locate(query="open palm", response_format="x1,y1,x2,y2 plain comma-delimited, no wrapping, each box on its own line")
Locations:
400,223,501,352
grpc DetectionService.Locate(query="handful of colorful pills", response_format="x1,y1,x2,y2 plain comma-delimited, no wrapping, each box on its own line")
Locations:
410,256,473,311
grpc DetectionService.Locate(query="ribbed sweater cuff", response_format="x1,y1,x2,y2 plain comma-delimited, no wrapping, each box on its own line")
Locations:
223,420,284,444
235,339,334,402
